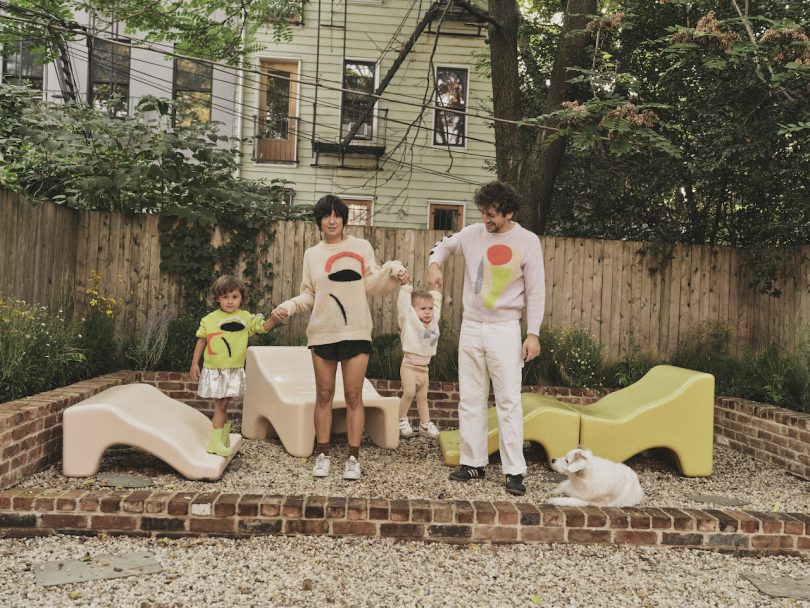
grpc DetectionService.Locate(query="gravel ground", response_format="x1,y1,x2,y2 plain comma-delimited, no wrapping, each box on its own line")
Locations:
16,422,810,512
0,534,807,607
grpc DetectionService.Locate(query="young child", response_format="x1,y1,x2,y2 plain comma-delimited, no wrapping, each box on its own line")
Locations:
397,285,443,438
189,275,276,457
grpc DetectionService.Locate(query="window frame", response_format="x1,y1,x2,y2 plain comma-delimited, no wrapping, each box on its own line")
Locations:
343,196,374,226
255,56,300,165
172,56,213,127
428,200,465,231
432,65,469,149
88,38,131,117
341,59,377,142
1,38,44,90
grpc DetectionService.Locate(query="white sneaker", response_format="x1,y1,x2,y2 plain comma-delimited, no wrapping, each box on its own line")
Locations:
398,417,414,437
419,420,440,438
312,453,331,478
343,456,361,480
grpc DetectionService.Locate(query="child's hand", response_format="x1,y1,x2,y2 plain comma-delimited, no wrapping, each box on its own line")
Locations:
397,269,410,285
271,306,289,322
189,363,201,382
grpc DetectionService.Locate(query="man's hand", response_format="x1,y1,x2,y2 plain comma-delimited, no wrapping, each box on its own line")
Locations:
397,268,410,285
427,263,443,290
522,334,541,362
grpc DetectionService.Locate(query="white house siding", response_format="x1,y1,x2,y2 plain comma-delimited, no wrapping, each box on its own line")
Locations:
239,0,497,228
4,11,237,138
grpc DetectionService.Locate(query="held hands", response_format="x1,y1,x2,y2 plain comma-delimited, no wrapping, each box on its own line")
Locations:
271,306,289,323
427,263,443,290
396,268,410,285
522,334,541,362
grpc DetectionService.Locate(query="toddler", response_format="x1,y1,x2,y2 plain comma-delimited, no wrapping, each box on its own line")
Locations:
397,285,443,438
190,275,276,456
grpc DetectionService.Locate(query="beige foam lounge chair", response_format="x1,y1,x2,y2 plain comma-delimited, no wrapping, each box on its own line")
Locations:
438,394,581,466
242,346,400,457
63,383,241,481
568,365,715,477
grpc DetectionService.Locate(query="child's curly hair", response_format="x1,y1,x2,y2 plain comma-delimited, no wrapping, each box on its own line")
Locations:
211,275,246,300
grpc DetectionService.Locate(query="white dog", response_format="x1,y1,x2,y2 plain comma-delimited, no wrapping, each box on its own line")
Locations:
548,448,644,507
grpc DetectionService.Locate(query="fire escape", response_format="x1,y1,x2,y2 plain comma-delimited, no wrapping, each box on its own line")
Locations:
310,0,488,169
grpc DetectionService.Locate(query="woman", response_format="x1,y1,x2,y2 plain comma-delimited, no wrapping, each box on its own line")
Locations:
272,195,408,480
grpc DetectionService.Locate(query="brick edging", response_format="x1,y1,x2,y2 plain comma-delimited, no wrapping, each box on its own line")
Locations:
0,489,807,553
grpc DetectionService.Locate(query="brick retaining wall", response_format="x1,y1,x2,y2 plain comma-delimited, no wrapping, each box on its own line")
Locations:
1,373,808,551
1,488,808,553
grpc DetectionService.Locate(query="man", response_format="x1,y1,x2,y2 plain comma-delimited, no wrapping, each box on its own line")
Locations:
427,180,545,495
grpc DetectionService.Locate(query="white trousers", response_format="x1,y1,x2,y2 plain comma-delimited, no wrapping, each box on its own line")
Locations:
457,319,526,475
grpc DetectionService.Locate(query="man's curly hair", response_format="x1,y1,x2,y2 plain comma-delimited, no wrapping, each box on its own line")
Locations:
473,180,522,216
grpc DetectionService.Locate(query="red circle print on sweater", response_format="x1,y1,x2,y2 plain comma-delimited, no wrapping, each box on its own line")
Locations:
487,244,512,266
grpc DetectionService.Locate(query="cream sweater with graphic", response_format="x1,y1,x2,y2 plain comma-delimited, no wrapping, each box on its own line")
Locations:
428,222,545,335
397,285,442,359
279,236,405,346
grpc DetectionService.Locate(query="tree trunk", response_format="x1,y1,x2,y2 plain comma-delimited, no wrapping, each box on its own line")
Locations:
487,0,525,183
527,0,596,234
487,0,596,234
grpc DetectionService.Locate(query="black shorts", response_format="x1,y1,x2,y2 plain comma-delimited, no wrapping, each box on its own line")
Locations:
309,340,373,362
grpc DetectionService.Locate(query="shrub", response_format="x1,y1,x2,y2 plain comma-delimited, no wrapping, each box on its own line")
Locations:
523,325,563,386
367,333,403,381
430,322,459,382
554,326,605,388
670,320,738,393
0,296,85,402
78,272,122,377
123,313,173,371
158,313,201,372
606,335,660,388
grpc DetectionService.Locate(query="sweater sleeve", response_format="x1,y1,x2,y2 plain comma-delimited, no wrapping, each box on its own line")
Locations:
397,285,413,329
523,236,546,336
279,249,315,316
246,313,268,336
428,230,464,269
364,241,405,296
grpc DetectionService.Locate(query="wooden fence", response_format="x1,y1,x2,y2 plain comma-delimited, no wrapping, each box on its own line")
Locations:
2,189,809,357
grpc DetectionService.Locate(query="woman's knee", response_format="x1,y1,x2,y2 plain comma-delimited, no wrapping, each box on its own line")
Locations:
344,388,364,409
315,387,335,405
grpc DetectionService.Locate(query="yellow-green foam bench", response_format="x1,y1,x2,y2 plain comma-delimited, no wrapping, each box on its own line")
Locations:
569,365,715,477
438,394,581,466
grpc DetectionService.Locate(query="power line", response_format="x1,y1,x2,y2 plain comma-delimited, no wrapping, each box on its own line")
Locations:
65,45,486,188
65,42,512,165
0,6,561,134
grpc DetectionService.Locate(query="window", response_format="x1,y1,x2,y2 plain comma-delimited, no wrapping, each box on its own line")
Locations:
173,58,212,126
2,39,43,89
429,202,464,231
434,67,468,147
89,39,130,117
256,59,299,163
343,198,373,226
342,61,376,141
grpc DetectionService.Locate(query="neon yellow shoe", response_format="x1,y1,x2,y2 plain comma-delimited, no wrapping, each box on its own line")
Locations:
206,427,233,457
222,421,231,448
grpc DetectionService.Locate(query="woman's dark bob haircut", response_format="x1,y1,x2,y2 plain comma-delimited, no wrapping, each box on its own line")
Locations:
313,194,349,228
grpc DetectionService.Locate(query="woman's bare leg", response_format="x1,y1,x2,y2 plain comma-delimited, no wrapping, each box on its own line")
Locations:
311,352,338,445
341,353,369,448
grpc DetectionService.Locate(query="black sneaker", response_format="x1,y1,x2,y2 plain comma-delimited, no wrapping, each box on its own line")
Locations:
448,465,485,482
505,474,526,496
